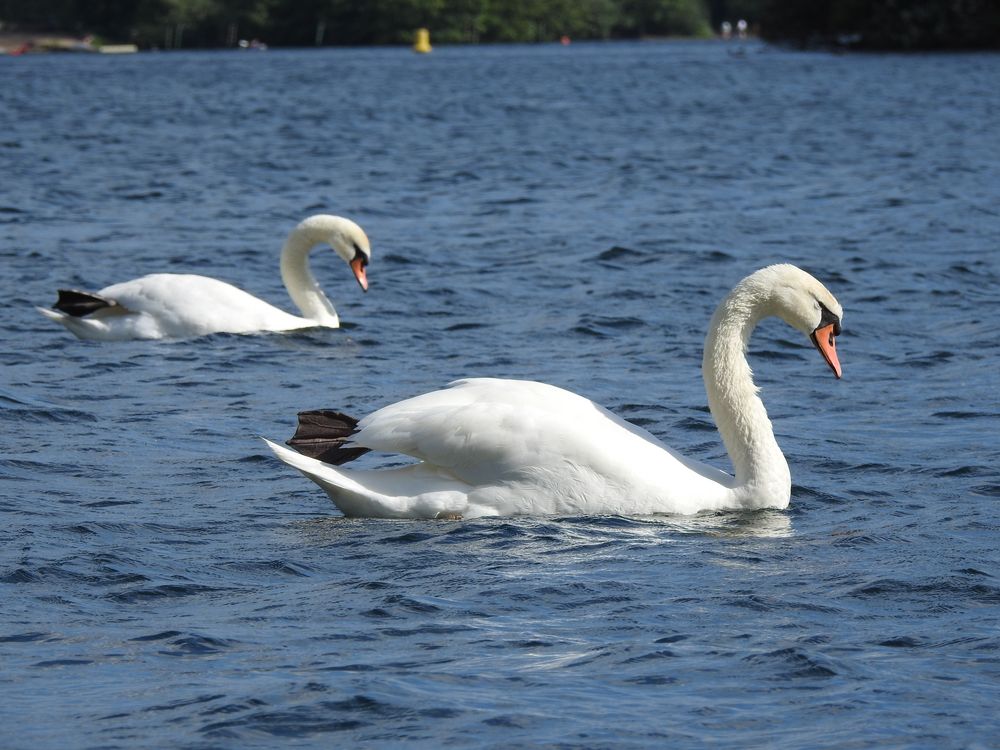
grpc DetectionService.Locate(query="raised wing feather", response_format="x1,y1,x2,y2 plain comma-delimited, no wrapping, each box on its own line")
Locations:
100,274,305,335
352,378,732,489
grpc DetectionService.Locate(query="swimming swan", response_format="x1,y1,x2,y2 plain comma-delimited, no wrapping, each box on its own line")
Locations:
37,214,371,341
265,264,843,518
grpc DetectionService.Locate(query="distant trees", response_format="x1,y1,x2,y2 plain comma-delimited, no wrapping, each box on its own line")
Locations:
0,0,715,47
4,0,994,49
758,0,1000,49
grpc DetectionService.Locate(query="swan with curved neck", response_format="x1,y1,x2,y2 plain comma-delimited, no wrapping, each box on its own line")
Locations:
37,214,371,341
265,264,843,518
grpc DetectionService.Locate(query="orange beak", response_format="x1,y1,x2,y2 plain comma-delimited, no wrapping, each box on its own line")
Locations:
350,256,368,292
810,323,841,379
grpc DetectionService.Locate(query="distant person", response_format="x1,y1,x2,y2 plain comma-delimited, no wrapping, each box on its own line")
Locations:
721,21,732,40
238,38,267,50
737,19,748,40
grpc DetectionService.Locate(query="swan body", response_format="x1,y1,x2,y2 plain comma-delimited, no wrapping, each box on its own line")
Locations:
266,264,843,518
38,214,371,341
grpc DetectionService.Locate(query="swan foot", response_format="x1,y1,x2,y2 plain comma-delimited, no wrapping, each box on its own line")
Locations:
287,409,370,465
54,289,119,317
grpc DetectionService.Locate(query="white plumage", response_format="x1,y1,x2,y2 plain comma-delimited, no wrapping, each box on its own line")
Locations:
266,264,844,518
37,214,371,341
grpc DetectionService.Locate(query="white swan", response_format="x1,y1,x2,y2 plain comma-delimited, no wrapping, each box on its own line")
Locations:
265,264,843,518
37,214,371,341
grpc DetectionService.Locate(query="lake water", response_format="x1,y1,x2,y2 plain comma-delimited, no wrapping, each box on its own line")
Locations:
2,40,999,748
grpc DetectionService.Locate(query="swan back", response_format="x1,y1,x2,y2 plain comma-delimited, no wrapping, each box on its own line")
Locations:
351,378,737,515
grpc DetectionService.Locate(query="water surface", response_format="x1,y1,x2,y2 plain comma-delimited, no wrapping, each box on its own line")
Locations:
2,41,999,748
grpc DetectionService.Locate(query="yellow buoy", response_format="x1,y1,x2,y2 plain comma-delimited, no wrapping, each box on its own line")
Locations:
413,28,432,54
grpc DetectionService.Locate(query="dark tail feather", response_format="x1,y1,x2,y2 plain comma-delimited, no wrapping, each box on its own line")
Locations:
54,289,117,317
286,409,370,465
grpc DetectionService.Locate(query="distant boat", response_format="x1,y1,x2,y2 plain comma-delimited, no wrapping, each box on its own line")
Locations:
99,44,138,54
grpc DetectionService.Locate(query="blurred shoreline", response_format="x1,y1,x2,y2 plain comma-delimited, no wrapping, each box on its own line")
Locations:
0,32,137,55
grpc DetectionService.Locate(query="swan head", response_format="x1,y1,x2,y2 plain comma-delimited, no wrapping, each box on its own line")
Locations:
755,264,844,379
297,214,372,292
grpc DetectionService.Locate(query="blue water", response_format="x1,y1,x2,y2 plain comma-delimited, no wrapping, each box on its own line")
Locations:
2,41,1000,748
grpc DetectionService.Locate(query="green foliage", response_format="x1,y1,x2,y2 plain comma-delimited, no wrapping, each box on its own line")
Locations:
0,0,714,46
615,0,713,37
5,0,995,48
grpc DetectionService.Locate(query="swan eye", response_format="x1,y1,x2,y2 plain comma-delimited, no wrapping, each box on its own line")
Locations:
352,244,369,267
816,301,841,336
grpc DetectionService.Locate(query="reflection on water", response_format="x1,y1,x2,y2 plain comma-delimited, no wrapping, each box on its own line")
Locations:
645,509,794,538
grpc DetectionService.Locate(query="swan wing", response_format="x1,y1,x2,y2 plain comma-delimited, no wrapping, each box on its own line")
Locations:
270,378,738,517
351,378,734,505
97,274,308,336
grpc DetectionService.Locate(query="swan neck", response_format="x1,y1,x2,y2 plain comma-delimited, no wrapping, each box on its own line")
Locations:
280,227,339,326
702,282,789,506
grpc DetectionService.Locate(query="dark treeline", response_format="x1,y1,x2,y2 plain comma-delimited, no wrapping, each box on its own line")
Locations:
2,0,996,49
0,0,718,47
760,0,1000,50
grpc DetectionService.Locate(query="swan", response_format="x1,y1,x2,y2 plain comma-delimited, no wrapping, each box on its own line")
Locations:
265,264,843,518
36,214,371,341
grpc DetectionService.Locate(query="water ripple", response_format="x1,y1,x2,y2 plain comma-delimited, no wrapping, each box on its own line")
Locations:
2,41,999,749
